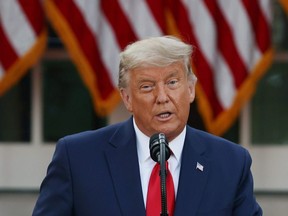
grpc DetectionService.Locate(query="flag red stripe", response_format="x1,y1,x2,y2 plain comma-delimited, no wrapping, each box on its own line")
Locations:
0,23,19,70
101,0,137,49
145,0,167,33
18,0,45,35
241,0,271,53
55,0,115,100
168,1,223,117
204,0,248,88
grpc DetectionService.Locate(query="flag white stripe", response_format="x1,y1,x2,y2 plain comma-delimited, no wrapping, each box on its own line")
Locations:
74,0,120,87
0,0,36,56
252,0,271,72
182,0,217,67
254,0,272,73
215,54,236,108
259,0,272,24
218,0,253,69
119,0,162,38
94,12,121,87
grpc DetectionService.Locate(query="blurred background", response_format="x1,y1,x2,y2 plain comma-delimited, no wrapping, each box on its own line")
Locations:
0,0,288,215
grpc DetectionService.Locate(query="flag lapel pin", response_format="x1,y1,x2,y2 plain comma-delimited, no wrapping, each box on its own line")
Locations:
196,162,204,172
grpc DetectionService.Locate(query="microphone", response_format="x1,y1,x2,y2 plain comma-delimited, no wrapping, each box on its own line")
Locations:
149,133,171,216
149,133,171,163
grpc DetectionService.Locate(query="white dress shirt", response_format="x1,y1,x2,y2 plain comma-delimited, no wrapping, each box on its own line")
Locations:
133,118,186,206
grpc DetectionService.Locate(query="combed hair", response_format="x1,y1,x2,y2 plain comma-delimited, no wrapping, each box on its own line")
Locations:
118,36,196,88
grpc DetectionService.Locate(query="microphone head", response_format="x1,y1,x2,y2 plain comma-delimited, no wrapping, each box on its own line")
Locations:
149,133,171,162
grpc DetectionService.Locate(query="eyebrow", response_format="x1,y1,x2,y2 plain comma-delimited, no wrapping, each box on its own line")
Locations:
136,70,181,84
166,71,180,78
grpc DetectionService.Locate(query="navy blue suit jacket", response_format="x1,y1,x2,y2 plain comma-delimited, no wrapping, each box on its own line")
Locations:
33,117,262,215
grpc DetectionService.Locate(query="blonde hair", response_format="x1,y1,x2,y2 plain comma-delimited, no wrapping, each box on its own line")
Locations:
118,36,196,88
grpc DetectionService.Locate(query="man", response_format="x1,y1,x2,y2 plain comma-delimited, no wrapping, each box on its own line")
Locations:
32,36,262,215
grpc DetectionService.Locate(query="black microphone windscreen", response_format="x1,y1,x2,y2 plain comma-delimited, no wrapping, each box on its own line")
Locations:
149,133,171,162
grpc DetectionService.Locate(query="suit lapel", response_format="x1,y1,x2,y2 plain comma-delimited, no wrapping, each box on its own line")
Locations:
105,118,146,216
174,127,210,216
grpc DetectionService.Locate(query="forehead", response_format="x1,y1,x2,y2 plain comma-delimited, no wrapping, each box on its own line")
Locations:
130,62,186,80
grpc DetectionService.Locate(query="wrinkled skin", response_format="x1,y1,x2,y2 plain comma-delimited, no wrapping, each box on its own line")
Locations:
120,62,196,141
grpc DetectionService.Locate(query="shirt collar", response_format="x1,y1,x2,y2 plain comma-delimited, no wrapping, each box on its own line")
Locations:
133,118,186,164
134,118,151,164
169,127,186,163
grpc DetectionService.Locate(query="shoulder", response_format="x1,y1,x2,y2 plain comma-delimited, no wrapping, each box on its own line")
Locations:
186,126,250,164
186,127,253,188
57,118,132,151
187,126,246,151
185,127,261,215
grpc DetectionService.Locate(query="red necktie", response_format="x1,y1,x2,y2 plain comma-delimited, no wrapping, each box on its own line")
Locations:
146,162,175,216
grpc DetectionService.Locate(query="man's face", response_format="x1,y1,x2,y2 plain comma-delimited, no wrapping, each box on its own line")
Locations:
120,62,196,141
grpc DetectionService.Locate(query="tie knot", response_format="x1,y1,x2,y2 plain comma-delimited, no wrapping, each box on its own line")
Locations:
153,161,169,170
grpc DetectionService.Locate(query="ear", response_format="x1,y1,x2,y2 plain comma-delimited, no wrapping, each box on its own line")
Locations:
120,88,133,112
188,78,196,103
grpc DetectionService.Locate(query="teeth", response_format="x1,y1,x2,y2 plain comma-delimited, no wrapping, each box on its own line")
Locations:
159,113,170,118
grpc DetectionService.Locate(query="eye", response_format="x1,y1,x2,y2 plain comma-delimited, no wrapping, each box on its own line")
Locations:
167,79,179,89
169,80,178,85
140,83,154,92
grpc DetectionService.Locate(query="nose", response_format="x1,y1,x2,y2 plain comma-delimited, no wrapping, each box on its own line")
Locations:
155,84,169,104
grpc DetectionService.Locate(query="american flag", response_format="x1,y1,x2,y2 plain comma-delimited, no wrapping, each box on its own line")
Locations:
0,0,47,96
1,0,276,135
44,0,274,135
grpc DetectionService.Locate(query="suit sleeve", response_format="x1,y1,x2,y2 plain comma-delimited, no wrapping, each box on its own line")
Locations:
32,138,73,216
233,148,263,216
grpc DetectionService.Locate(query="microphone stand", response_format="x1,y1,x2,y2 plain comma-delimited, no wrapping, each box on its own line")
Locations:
159,135,169,216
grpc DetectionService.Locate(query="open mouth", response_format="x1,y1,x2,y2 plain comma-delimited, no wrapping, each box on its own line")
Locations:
157,112,172,119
